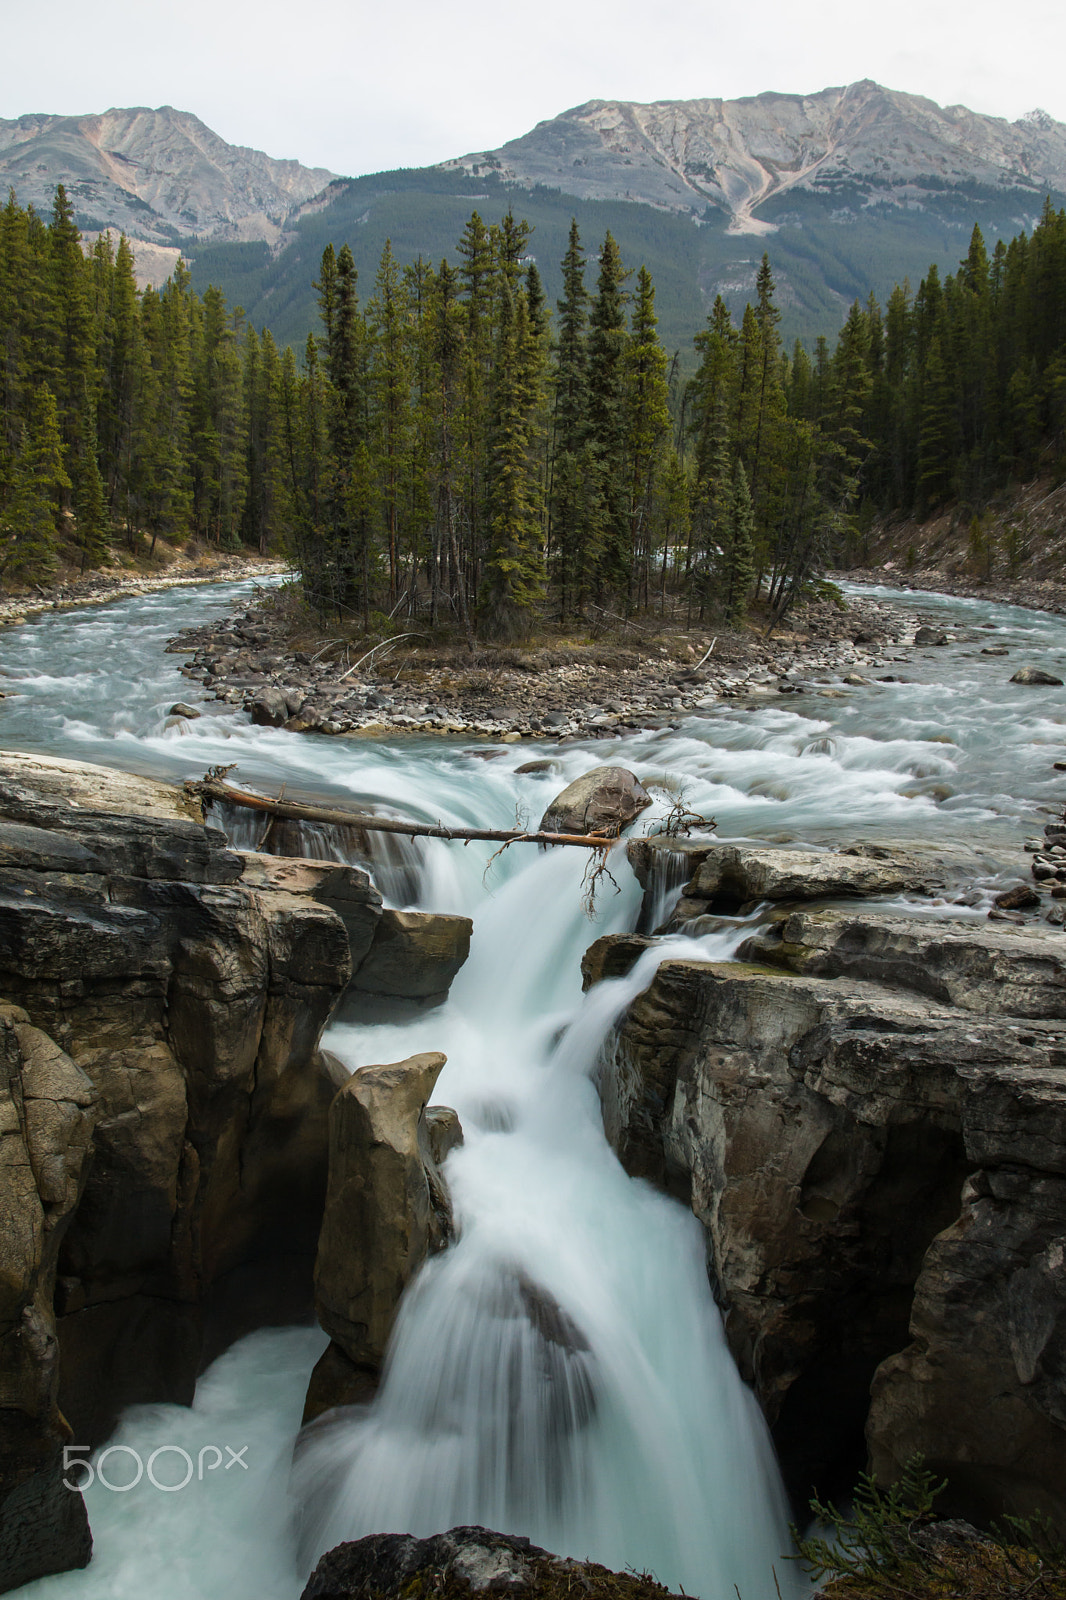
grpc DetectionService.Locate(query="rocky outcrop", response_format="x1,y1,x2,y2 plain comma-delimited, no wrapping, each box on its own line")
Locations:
868,1069,1066,1529
0,753,357,1585
739,906,1066,1017
239,852,471,1013
0,749,474,1585
593,870,1066,1526
348,911,471,1009
306,1052,460,1421
0,1004,95,1590
540,767,651,837
301,1527,685,1600
449,84,1066,230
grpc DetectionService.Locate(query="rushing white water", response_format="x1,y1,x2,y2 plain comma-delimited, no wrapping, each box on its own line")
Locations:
294,864,793,1598
4,576,1066,1599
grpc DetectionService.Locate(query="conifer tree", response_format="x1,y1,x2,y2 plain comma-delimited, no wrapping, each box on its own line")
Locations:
584,231,629,606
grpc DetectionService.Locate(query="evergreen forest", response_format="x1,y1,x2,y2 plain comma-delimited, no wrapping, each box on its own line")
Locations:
3,184,1066,636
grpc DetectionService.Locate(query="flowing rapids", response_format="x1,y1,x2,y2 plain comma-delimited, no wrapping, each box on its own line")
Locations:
5,578,1066,1599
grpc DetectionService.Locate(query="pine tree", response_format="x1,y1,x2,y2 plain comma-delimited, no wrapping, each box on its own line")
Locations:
721,457,756,627
481,270,546,637
624,265,671,608
584,231,629,606
549,219,589,616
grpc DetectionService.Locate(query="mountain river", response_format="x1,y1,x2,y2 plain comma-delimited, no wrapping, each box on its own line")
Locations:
3,578,1066,1600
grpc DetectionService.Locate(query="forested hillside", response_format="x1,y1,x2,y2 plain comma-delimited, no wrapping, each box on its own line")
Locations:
3,183,1066,635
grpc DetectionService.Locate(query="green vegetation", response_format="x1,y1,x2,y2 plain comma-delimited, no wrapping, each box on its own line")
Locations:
5,179,1066,637
794,1457,1066,1599
837,203,1066,517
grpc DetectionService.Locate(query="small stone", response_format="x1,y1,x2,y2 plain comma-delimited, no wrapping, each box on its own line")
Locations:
167,702,201,719
1011,667,1064,686
993,884,1041,911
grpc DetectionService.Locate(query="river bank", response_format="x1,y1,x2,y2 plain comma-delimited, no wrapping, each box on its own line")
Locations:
166,590,941,743
0,552,289,628
838,563,1066,615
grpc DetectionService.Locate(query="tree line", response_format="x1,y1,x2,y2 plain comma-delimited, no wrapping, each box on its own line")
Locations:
4,184,1066,630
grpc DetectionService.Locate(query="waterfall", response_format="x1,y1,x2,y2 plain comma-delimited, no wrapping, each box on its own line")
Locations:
294,849,798,1600
8,573,1062,1599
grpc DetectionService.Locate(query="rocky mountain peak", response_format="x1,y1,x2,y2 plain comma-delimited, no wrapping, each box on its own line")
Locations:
0,104,338,253
444,81,1066,234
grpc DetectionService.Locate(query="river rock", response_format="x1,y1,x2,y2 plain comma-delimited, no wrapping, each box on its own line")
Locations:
311,1052,452,1411
301,1527,685,1600
1011,667,1064,686
250,687,289,727
167,702,201,719
539,766,651,837
914,626,948,646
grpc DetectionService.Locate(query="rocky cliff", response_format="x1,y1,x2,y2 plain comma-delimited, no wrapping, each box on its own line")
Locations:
0,750,467,1592
591,838,1066,1528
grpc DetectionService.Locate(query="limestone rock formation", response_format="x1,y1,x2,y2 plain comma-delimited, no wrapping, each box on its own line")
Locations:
0,749,478,1584
0,752,358,1585
539,766,651,837
349,910,472,1007
308,1052,460,1420
626,836,986,931
594,877,1066,1526
738,906,1066,1017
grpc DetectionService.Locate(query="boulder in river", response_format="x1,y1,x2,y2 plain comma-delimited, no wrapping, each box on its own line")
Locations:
914,625,948,646
301,1527,685,1600
539,766,651,837
1011,667,1064,686
250,687,289,727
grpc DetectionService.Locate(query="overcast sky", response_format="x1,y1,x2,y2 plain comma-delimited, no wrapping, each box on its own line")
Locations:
3,0,1065,176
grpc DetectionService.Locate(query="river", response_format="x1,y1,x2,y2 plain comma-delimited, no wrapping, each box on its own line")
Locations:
3,579,1065,1600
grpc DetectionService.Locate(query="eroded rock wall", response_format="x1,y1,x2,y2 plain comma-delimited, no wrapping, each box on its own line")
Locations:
596,838,1066,1525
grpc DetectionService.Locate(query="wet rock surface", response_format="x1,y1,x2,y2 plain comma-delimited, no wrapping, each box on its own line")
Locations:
301,1527,685,1600
539,766,651,837
593,845,1066,1528
309,1051,457,1420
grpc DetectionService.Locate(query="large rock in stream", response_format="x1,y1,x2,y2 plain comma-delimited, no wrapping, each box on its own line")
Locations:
592,837,1066,1528
301,1527,685,1600
539,766,651,837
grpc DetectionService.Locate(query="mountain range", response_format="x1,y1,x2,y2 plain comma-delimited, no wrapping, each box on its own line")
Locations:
5,83,1066,351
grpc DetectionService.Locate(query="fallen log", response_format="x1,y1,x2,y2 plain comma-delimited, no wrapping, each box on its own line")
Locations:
188,777,618,850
